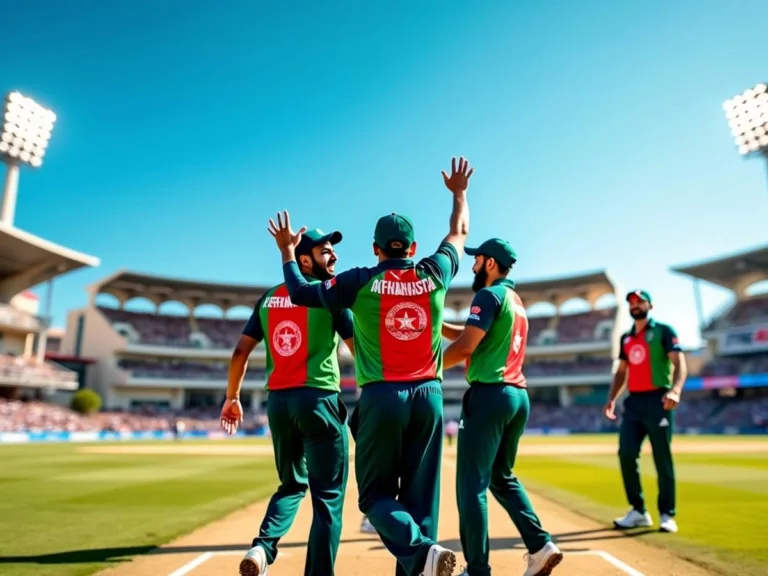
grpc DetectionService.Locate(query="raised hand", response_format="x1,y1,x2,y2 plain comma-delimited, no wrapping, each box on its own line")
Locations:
441,156,475,195
268,211,307,252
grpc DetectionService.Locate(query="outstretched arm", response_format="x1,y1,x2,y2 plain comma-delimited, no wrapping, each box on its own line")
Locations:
443,326,486,369
441,156,473,254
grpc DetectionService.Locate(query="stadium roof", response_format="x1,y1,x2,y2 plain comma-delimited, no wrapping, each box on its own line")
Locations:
445,269,618,311
672,244,768,294
90,270,270,310
91,268,619,313
0,224,100,301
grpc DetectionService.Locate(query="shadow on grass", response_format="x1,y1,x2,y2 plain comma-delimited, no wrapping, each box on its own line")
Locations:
0,538,381,566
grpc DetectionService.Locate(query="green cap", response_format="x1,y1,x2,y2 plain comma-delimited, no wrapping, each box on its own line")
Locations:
374,213,415,251
626,289,652,304
296,228,342,256
465,238,517,268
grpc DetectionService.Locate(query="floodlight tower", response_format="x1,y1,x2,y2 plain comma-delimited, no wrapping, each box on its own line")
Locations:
0,91,57,226
723,82,768,185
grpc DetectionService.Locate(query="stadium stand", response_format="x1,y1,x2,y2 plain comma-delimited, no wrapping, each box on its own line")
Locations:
668,244,768,433
58,269,622,420
0,223,98,396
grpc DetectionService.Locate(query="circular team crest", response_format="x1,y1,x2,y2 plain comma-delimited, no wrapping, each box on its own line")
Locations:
272,320,302,357
628,344,647,365
385,302,428,341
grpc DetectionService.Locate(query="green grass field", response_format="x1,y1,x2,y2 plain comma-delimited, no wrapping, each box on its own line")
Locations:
0,440,278,576
516,435,768,576
0,435,765,576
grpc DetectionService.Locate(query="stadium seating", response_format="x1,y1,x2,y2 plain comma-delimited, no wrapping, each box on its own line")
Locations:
709,295,768,329
700,352,768,377
118,358,265,380
0,354,78,386
556,309,615,343
99,307,246,349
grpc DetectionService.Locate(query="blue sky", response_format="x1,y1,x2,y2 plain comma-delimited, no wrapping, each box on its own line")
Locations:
3,0,768,346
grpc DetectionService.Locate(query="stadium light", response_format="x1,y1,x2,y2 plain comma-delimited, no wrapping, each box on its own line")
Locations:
0,91,57,226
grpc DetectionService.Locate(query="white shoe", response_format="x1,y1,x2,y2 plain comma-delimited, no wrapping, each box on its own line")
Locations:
659,514,678,533
523,542,563,576
613,509,653,529
239,545,268,575
422,544,457,576
360,516,377,534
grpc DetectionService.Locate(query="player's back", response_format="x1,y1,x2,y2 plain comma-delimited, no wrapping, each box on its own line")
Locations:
466,282,528,387
351,257,449,385
258,283,343,391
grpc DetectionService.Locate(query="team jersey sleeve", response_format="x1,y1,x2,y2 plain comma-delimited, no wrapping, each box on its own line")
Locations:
318,267,370,310
464,289,501,333
618,334,628,361
242,296,266,341
661,324,683,354
283,262,324,307
418,241,460,287
332,309,355,340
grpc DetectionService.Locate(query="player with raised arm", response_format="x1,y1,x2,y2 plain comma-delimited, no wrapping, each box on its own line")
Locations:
267,156,472,576
221,229,354,576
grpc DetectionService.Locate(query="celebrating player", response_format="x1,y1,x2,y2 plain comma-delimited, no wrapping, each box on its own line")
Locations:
441,239,563,576
603,290,687,534
221,228,354,576
268,156,473,576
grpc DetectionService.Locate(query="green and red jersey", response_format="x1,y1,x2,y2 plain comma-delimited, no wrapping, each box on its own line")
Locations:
619,319,682,393
463,279,528,387
283,242,459,386
242,282,353,392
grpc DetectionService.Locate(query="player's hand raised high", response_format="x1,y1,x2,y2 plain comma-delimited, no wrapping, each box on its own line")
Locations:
268,211,307,253
441,156,474,195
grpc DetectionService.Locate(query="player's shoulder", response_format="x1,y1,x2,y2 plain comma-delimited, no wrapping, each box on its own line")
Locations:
474,286,504,306
653,320,677,333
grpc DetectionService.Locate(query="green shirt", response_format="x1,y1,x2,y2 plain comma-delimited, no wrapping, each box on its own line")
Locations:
243,280,353,391
618,318,681,393
464,279,528,387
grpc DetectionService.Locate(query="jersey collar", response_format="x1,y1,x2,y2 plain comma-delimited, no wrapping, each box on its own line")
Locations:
378,258,414,270
629,317,656,336
491,278,516,289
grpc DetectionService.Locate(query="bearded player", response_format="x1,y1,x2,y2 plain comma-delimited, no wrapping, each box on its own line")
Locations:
441,239,562,576
269,156,473,576
221,229,354,576
603,290,686,534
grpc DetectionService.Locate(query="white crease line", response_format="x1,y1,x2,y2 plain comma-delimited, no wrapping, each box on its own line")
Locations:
596,550,646,576
167,552,213,576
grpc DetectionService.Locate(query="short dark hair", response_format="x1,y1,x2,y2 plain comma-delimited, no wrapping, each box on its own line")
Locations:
496,262,512,276
378,242,409,259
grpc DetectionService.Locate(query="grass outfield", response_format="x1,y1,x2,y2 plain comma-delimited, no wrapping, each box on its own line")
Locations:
0,440,278,576
515,435,768,576
0,435,765,576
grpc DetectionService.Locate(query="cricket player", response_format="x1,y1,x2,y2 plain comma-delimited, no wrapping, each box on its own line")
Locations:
603,290,687,534
268,156,473,576
220,229,354,576
441,238,563,576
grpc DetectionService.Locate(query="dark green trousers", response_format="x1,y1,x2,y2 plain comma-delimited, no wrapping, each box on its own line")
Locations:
254,387,349,576
457,385,551,576
618,389,676,517
351,381,444,576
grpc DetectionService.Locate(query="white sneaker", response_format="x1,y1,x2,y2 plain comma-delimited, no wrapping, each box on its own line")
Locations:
360,516,377,534
613,509,653,529
239,545,268,575
523,542,563,576
422,544,457,576
659,514,678,533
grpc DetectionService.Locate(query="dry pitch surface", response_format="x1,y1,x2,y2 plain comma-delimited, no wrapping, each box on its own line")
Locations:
91,441,730,576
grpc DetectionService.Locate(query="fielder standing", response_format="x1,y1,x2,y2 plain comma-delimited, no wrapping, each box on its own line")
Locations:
442,238,563,576
603,289,687,533
268,156,473,576
221,229,354,576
